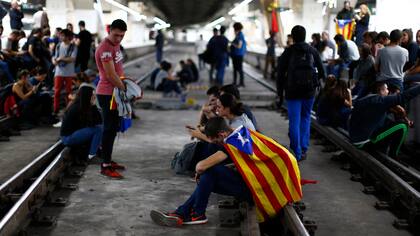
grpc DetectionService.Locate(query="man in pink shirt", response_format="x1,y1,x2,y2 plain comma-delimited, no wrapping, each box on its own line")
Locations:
95,19,127,179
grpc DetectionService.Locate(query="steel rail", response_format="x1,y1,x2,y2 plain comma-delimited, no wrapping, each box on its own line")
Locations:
0,147,69,236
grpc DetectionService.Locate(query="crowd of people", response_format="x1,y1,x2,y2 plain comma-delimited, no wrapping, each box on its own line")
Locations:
279,20,420,160
0,1,94,131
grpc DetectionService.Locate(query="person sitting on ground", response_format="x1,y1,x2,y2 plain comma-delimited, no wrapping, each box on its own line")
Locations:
376,31,390,49
219,84,259,131
349,82,420,159
154,61,169,91
328,34,360,79
177,60,194,86
404,52,420,84
351,43,376,99
186,58,199,82
151,117,302,227
317,79,352,129
216,93,255,131
12,69,54,126
401,28,419,72
375,29,408,93
61,85,103,160
362,31,379,57
28,66,47,87
158,61,183,97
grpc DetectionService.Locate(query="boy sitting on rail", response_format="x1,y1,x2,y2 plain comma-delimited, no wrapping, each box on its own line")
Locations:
151,117,302,226
349,82,420,158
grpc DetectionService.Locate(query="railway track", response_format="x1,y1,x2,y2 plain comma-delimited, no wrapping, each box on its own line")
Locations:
243,65,420,233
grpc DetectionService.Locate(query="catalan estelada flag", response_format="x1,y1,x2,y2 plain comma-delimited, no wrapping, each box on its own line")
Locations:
336,19,354,40
223,126,302,222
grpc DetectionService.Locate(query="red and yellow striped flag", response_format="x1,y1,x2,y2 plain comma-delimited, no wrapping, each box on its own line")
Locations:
223,127,302,222
336,19,354,40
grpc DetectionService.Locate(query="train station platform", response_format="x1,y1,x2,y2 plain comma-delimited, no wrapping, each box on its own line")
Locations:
0,45,407,235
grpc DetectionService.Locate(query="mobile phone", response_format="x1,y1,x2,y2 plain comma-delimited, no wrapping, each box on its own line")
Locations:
186,125,195,130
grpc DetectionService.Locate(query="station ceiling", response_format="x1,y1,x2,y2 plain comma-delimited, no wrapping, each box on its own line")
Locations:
143,0,240,26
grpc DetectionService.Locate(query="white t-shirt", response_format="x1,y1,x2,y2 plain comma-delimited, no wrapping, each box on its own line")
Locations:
346,40,360,61
229,114,256,131
195,39,207,54
321,46,334,62
33,11,43,28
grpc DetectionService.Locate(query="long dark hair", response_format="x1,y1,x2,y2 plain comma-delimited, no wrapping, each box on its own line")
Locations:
73,86,95,124
327,79,348,108
218,93,244,116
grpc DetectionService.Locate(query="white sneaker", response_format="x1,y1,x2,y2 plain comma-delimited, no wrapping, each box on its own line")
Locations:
53,121,62,128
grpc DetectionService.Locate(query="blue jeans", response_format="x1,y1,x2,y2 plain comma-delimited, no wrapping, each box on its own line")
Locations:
175,164,252,218
215,61,226,85
62,125,103,155
287,98,315,160
156,47,163,63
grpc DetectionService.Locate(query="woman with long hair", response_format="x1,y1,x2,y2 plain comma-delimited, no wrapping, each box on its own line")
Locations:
401,28,419,71
60,85,103,160
216,93,255,130
354,4,370,46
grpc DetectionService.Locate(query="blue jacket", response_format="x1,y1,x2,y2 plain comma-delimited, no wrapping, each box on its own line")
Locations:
232,32,246,56
9,8,23,30
349,85,420,144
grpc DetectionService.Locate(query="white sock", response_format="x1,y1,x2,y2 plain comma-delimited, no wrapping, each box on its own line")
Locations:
88,154,95,160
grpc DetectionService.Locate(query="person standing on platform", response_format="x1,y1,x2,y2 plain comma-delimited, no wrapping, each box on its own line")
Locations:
155,29,164,63
95,19,127,179
195,34,206,70
230,22,247,87
264,30,277,79
76,20,93,72
354,3,370,46
207,28,218,83
9,0,23,31
33,6,49,29
277,25,325,161
52,29,77,115
208,26,228,86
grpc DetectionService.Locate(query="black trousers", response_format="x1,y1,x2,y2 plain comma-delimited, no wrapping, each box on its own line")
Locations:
232,55,244,85
97,95,120,164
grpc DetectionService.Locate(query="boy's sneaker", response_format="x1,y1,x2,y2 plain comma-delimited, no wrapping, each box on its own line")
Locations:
100,165,123,179
150,210,183,227
111,161,125,170
183,212,208,225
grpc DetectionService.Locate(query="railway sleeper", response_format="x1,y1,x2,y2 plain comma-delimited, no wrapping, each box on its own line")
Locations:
66,170,84,178
303,219,317,236
58,183,78,191
292,201,306,211
362,186,376,194
46,197,68,207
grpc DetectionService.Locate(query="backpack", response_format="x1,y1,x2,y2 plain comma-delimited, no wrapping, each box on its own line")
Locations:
287,47,317,94
171,142,199,175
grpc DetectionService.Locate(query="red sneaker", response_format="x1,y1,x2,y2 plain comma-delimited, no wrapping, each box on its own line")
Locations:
183,212,208,225
150,210,183,227
101,166,123,179
111,161,125,170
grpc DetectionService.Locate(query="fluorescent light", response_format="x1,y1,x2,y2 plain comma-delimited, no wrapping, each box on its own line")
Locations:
228,0,253,15
205,17,225,28
154,23,171,30
153,17,167,25
103,0,146,21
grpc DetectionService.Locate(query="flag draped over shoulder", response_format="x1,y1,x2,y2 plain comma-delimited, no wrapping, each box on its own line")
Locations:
336,19,354,40
223,126,302,222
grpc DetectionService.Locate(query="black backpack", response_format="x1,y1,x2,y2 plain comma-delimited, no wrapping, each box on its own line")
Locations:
287,47,317,93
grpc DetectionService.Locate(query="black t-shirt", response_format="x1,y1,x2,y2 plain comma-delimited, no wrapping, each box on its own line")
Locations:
208,143,233,165
23,36,47,58
78,30,93,51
